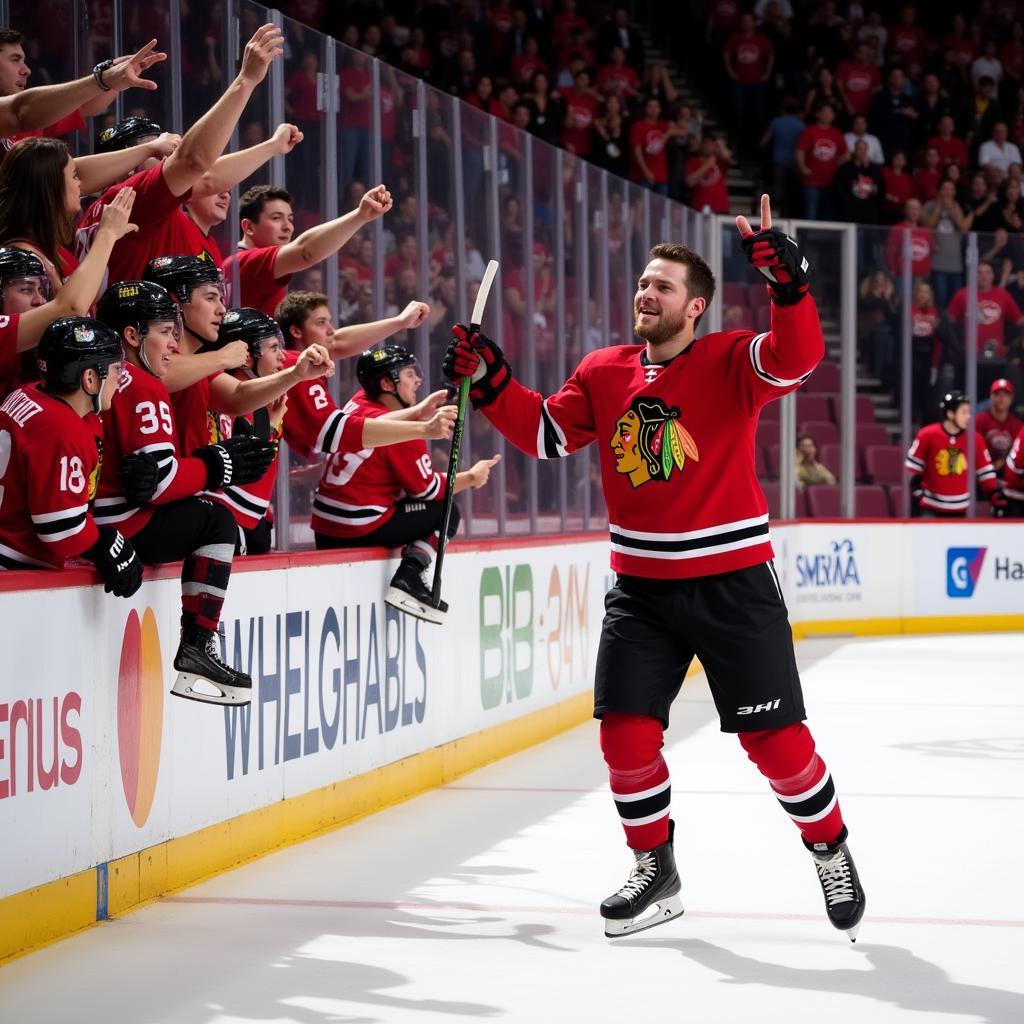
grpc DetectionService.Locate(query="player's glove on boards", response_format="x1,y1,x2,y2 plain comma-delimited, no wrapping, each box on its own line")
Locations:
195,435,277,489
989,488,1009,517
119,451,160,505
740,227,810,306
443,324,512,408
86,525,143,597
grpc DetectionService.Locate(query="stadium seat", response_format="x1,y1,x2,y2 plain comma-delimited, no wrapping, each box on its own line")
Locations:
747,286,770,309
799,419,840,445
864,445,904,485
756,444,770,478
722,282,749,309
797,394,833,424
753,306,771,333
767,442,781,478
856,484,891,517
831,393,879,424
759,400,779,422
818,443,844,480
856,423,892,449
805,485,841,517
762,481,780,518
756,420,781,451
803,361,840,393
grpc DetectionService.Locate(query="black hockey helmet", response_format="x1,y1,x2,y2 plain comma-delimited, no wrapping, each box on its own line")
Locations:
37,316,123,392
143,254,224,304
940,390,970,417
217,307,284,361
97,116,163,154
356,344,419,398
97,280,180,335
0,246,51,305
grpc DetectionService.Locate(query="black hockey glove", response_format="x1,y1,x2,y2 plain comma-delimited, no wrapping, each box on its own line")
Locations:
989,488,1008,517
119,451,160,505
909,474,924,517
195,435,277,490
443,324,512,408
86,525,143,598
740,227,810,306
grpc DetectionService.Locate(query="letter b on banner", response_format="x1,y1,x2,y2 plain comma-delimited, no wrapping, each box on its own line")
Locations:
479,565,534,709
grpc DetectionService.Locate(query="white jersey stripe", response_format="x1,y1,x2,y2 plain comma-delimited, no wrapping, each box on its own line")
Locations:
609,512,769,543
611,778,671,803
610,532,770,561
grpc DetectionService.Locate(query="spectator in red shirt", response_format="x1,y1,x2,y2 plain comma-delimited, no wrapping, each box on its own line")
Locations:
882,150,915,222
595,46,641,104
464,76,506,120
948,261,1024,391
942,14,976,75
886,198,934,276
975,378,1024,472
511,37,548,89
340,51,372,188
630,96,673,195
914,145,943,202
887,4,927,67
684,135,732,214
561,69,600,158
928,114,969,171
909,279,945,424
553,0,591,51
796,102,847,220
723,12,774,157
836,42,881,118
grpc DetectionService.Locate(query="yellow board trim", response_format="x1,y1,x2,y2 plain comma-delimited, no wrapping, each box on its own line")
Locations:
3,613,1021,965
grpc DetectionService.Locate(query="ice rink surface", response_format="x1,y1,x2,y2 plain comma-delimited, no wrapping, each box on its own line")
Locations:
1,633,1022,1024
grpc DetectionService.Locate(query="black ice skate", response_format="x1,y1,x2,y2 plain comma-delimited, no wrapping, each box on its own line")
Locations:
600,820,684,937
384,557,448,625
805,825,866,942
171,626,252,706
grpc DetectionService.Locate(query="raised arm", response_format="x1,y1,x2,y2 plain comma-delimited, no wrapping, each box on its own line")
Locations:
161,24,284,198
209,343,333,415
0,41,166,136
274,185,392,277
328,301,430,359
74,133,181,196
192,123,302,199
162,343,249,394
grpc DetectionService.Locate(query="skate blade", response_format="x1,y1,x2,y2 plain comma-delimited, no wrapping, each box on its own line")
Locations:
846,922,861,943
170,671,251,707
384,587,446,624
603,894,684,938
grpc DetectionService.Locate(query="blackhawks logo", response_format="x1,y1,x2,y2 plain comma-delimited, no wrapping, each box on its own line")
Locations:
936,447,966,476
610,396,699,488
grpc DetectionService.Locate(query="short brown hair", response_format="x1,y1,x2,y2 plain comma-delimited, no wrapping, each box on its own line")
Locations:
275,290,329,344
0,28,24,49
647,242,716,324
239,184,293,223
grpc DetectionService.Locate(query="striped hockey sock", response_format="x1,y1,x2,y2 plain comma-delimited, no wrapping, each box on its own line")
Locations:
601,712,671,850
739,722,845,846
180,541,234,633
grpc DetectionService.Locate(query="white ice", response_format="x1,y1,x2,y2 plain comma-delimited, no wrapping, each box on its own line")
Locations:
1,633,1023,1024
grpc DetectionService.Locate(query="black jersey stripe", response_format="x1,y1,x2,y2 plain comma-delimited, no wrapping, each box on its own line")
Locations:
775,775,836,820
613,788,671,823
538,401,568,460
317,410,347,454
609,520,769,554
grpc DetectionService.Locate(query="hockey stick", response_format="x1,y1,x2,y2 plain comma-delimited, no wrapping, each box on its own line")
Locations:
430,259,500,607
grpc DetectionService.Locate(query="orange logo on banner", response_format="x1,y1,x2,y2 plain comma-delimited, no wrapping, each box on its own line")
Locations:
117,608,164,828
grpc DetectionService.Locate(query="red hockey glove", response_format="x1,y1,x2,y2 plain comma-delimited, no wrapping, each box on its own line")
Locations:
740,227,810,306
443,324,512,408
989,488,1008,517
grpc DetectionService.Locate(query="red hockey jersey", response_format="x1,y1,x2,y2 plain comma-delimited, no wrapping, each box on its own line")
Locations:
0,313,21,397
94,364,209,537
905,423,997,514
208,350,365,529
481,296,825,579
170,369,223,458
75,163,223,284
221,245,292,317
1002,426,1024,501
0,384,102,568
311,391,446,538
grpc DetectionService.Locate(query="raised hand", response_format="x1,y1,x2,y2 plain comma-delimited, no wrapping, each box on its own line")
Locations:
398,300,430,330
105,40,168,93
467,454,502,489
97,186,138,241
148,132,182,158
272,123,304,155
736,193,810,307
424,404,458,440
240,24,285,86
442,324,511,408
359,184,394,222
409,388,449,421
294,343,334,380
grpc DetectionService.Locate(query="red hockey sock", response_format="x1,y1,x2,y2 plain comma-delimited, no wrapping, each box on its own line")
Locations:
739,722,845,846
600,712,671,850
180,541,233,633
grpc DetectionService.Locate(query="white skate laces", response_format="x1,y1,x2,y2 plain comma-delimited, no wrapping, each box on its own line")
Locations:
616,851,657,901
813,848,856,906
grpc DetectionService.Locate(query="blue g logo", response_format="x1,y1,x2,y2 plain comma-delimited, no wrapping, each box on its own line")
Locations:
946,547,986,598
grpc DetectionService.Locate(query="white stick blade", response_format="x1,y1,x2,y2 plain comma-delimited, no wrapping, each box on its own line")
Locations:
471,259,500,328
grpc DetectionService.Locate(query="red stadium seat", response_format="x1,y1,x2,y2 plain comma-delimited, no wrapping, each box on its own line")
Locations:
800,419,840,445
767,442,781,478
864,445,904,485
805,485,841,517
832,393,879,424
762,481,780,518
756,420,781,451
855,484,891,517
803,361,840,393
856,423,892,449
796,394,834,424
818,443,844,480
756,444,770,478
759,400,780,422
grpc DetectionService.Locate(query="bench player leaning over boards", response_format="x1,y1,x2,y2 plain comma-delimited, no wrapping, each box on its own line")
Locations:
443,195,866,941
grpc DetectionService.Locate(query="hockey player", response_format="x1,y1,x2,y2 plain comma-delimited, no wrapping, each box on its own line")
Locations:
0,316,142,599
222,183,393,316
1002,425,1024,516
94,281,277,706
0,184,138,394
210,308,459,553
443,195,866,940
313,344,500,623
141,255,333,458
905,391,1007,517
